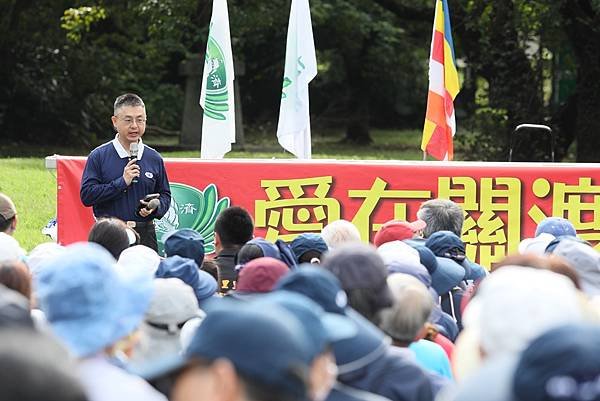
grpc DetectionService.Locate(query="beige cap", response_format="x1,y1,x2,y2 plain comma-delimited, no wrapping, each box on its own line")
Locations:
0,193,17,221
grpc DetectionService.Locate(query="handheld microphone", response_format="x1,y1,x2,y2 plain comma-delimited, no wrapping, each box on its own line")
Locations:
145,198,160,212
129,142,139,183
137,198,160,218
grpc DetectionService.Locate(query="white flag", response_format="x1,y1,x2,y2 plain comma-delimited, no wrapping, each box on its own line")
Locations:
277,0,317,159
200,0,235,159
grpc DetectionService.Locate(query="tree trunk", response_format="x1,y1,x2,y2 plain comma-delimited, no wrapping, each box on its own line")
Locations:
343,39,373,145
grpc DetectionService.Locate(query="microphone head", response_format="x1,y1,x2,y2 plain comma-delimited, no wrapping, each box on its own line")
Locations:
129,142,139,158
147,198,160,210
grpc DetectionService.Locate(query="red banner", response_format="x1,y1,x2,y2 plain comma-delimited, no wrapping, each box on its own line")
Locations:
57,157,600,267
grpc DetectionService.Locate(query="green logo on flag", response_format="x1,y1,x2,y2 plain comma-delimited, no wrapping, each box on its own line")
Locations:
156,183,231,255
204,36,229,121
281,77,293,99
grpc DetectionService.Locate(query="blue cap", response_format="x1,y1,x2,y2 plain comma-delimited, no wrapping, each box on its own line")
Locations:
425,231,488,282
186,300,310,398
462,259,487,281
275,266,388,374
256,291,356,361
387,260,432,288
275,265,349,314
290,233,328,261
238,238,281,264
433,257,466,294
535,217,577,238
156,256,217,303
405,239,465,294
35,242,153,357
163,229,205,267
514,324,600,401
426,231,466,260
411,244,438,275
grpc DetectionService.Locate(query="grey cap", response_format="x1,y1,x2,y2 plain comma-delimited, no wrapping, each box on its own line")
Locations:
145,278,202,329
553,239,600,296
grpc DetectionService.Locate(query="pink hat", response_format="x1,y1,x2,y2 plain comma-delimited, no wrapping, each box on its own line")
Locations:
236,257,289,293
373,219,426,247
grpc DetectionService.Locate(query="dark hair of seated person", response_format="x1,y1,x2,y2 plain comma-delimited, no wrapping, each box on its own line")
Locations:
201,259,219,282
88,217,130,259
236,243,264,266
297,250,322,264
0,260,32,301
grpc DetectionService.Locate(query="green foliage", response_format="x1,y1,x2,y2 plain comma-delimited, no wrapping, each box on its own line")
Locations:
61,6,106,43
1,0,597,161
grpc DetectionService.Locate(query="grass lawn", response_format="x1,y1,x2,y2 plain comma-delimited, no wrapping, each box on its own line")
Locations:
0,129,423,251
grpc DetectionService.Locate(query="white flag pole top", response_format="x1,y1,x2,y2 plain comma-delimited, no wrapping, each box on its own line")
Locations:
276,0,318,159
200,0,236,159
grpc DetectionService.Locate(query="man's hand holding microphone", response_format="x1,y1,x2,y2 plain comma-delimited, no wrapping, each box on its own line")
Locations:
123,142,140,186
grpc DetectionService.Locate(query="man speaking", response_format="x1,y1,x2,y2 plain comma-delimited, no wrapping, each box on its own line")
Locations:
80,93,171,251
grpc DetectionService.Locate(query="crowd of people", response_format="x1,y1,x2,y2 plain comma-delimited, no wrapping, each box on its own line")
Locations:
1,190,600,401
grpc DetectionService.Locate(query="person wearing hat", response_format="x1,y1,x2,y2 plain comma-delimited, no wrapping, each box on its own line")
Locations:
155,256,218,305
118,244,162,274
163,229,205,267
548,238,600,297
275,266,437,401
0,192,18,236
380,274,453,380
373,219,426,248
0,329,89,401
35,242,166,401
425,231,487,330
513,324,600,401
213,206,255,293
518,233,556,256
535,216,577,238
0,232,26,263
376,241,460,342
291,233,329,264
169,300,312,401
228,257,290,299
447,267,584,401
130,278,204,367
253,291,390,401
237,238,282,265
322,243,393,325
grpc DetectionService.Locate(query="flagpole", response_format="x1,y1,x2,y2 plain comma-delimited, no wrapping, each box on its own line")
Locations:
423,151,427,161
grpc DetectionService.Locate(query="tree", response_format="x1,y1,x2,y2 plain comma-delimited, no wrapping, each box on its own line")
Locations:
559,0,600,162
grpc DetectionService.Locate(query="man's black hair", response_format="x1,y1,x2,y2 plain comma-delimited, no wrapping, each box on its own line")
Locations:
236,243,264,265
0,215,15,233
214,206,254,248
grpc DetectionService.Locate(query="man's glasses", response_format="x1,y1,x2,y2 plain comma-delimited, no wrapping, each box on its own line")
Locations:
119,117,147,126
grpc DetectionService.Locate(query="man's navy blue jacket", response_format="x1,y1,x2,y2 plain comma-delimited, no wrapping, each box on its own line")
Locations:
80,138,171,222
